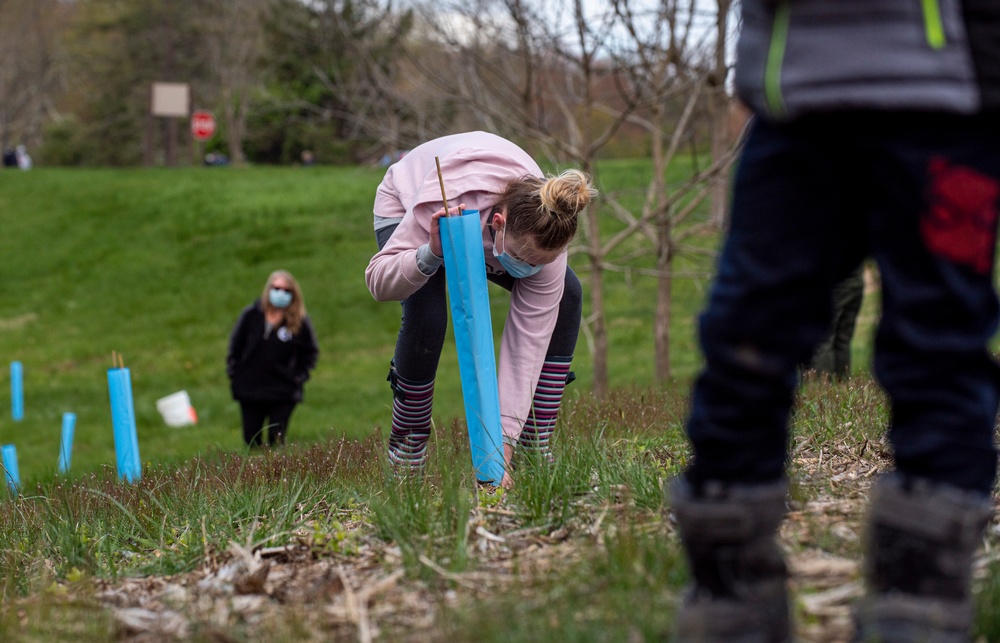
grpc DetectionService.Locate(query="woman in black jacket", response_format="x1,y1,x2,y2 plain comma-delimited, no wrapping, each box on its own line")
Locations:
227,270,319,447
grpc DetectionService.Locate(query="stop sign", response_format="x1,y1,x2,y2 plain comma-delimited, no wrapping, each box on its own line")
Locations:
190,110,216,142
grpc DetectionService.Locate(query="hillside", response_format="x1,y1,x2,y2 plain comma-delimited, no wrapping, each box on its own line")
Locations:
0,164,741,482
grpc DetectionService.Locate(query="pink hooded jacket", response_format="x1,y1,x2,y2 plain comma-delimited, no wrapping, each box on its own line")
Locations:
365,131,568,443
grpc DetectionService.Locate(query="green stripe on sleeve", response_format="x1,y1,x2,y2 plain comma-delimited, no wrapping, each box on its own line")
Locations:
921,0,946,49
764,2,791,118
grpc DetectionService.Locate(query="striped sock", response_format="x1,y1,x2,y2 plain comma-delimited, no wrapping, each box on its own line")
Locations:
519,358,573,461
387,374,434,474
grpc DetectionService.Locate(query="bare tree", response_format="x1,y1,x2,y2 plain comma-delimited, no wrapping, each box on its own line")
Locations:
415,0,744,394
607,0,744,381
200,0,270,165
312,1,457,157
0,0,72,152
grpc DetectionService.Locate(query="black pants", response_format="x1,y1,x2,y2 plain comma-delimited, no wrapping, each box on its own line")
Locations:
376,224,582,383
240,400,296,447
809,264,865,379
686,113,1000,494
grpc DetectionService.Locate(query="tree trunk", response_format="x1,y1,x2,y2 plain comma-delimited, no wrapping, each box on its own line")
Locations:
709,0,733,228
650,100,671,381
586,202,609,400
708,90,730,228
654,241,672,381
223,90,236,163
165,117,177,167
224,89,247,165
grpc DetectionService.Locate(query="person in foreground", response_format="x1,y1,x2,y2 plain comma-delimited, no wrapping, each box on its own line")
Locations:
670,1,1000,641
227,270,319,448
365,131,596,488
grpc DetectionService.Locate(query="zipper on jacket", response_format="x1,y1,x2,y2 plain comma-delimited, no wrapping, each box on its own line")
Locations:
764,1,791,118
921,0,946,49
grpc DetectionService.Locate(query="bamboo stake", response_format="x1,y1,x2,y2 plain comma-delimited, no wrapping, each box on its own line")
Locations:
435,156,451,216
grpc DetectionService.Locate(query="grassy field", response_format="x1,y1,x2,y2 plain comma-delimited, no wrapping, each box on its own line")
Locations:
0,165,402,481
2,165,996,642
0,162,754,484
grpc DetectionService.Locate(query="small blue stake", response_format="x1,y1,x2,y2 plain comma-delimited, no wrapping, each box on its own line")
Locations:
58,412,76,474
2,444,20,497
11,361,23,421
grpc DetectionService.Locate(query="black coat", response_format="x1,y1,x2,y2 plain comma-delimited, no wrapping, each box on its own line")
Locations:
226,301,319,403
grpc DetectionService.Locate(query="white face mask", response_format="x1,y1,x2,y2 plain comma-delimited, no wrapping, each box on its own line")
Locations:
492,226,543,278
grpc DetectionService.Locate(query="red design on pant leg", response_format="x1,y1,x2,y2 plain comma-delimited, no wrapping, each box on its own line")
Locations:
920,157,1000,275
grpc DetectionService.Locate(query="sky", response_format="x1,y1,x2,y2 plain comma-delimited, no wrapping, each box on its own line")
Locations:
431,0,737,62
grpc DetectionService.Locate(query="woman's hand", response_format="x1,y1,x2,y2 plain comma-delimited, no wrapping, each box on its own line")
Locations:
428,202,465,258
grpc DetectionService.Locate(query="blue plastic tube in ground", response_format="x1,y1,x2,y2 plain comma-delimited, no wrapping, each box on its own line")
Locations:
58,412,76,474
107,367,141,482
439,209,506,484
10,361,23,421
2,444,20,497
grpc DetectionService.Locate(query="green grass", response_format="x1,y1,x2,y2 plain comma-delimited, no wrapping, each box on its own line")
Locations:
0,375,993,641
0,166,390,481
0,407,683,638
0,164,729,485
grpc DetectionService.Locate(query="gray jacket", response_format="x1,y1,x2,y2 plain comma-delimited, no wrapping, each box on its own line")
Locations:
736,0,1000,120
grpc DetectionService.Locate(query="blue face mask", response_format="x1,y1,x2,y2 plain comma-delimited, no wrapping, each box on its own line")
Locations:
268,287,293,309
492,226,543,278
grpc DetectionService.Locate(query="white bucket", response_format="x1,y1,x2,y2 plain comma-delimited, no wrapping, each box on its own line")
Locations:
155,390,197,427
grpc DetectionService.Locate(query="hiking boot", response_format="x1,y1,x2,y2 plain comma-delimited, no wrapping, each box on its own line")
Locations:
853,474,994,643
669,477,792,643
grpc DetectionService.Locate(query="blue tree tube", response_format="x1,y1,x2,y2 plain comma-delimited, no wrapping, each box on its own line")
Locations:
107,367,141,483
58,412,76,474
440,210,506,484
2,444,20,497
10,361,23,421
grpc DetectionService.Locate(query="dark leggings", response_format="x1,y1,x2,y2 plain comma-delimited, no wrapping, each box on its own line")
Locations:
240,400,296,447
376,224,582,383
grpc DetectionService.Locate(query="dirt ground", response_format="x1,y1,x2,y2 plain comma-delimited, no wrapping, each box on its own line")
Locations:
75,442,1000,642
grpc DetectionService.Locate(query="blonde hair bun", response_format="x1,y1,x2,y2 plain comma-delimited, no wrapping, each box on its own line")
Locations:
500,168,598,251
538,169,598,220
